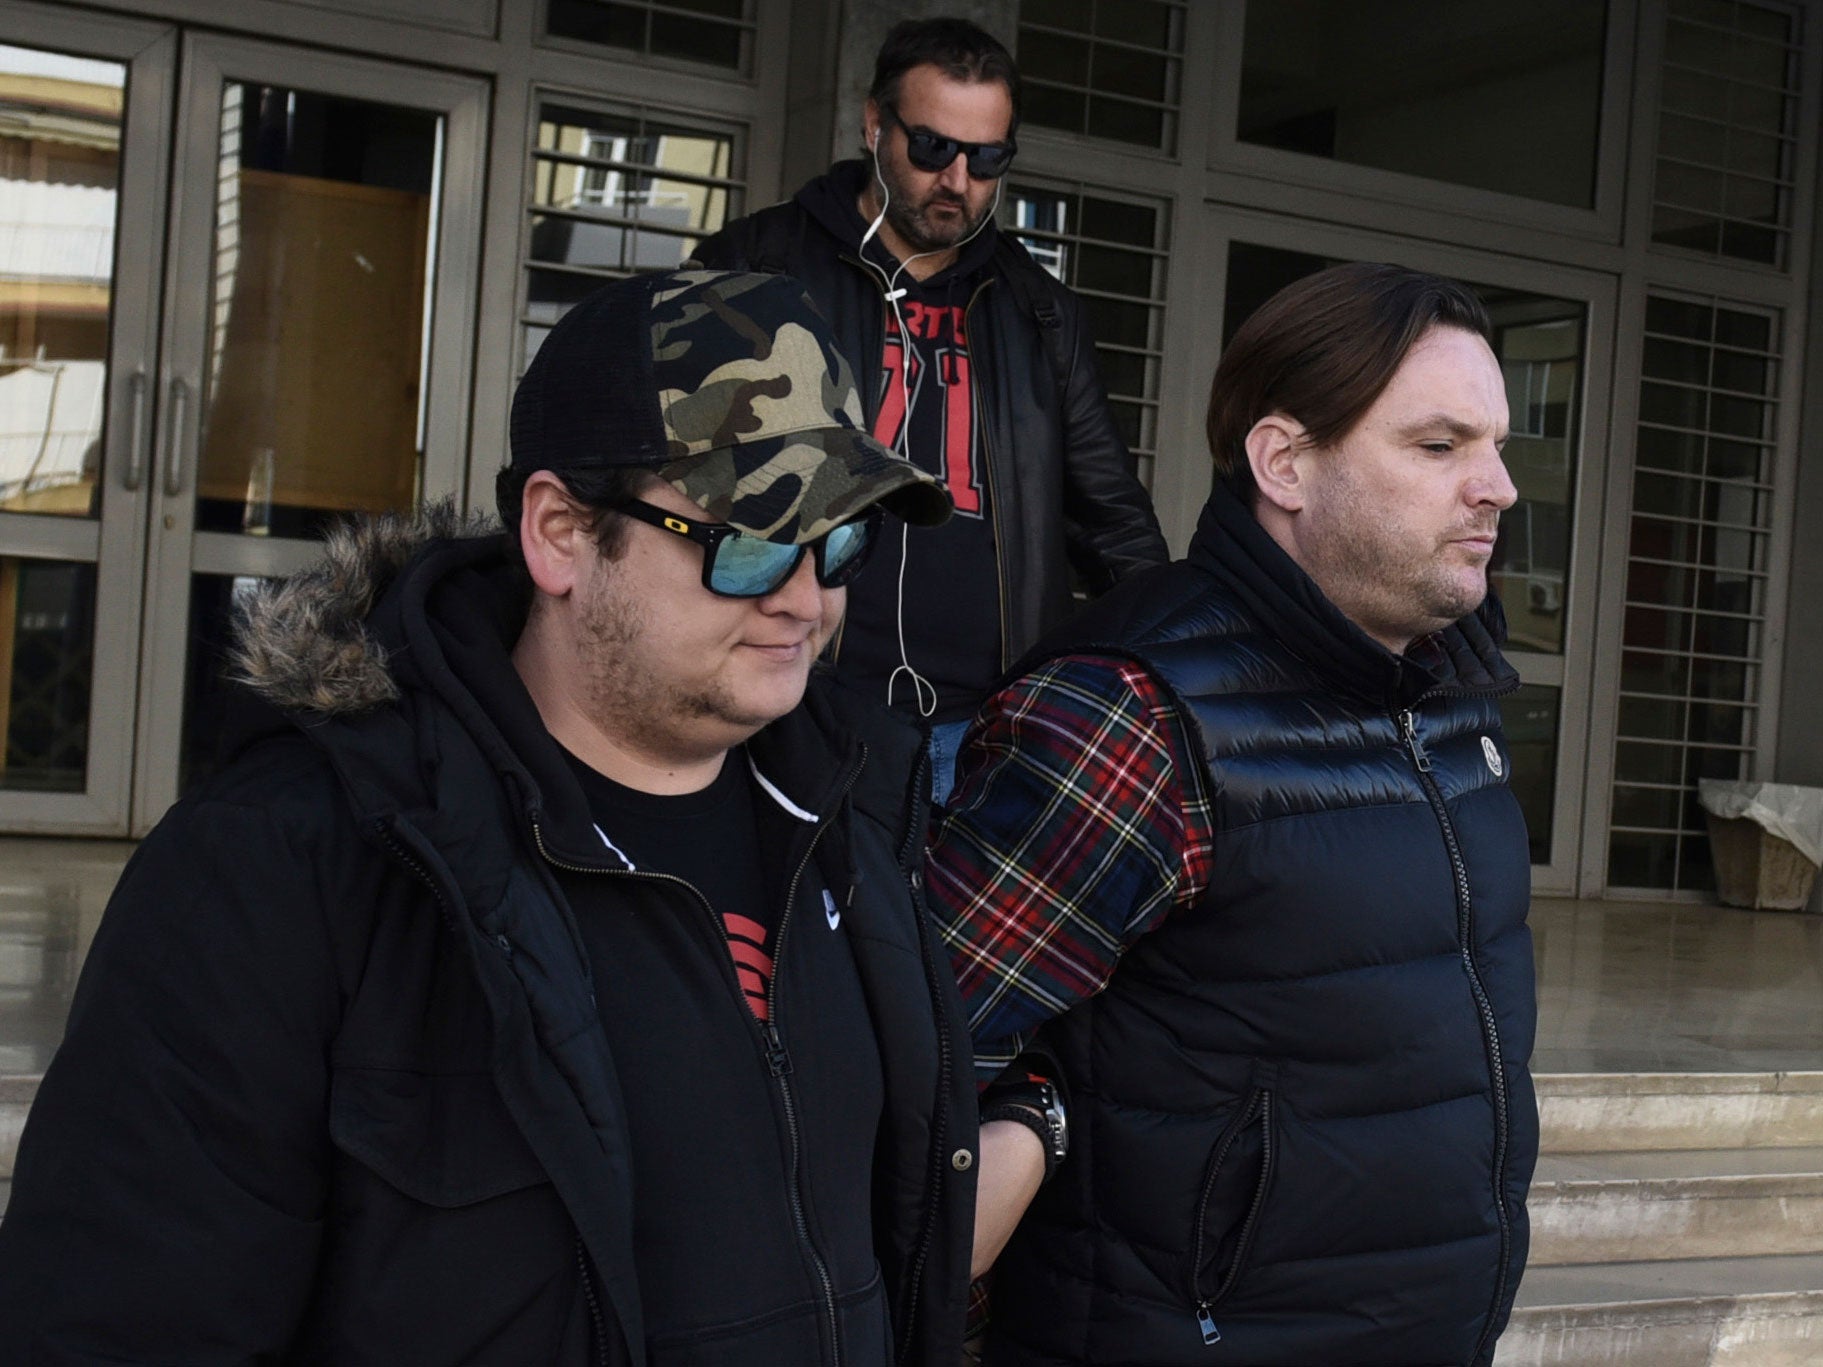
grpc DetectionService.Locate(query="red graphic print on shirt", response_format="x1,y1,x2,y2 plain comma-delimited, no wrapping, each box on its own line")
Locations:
872,302,983,518
724,912,773,1020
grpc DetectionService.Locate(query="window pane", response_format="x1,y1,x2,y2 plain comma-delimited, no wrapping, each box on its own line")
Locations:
1651,1,1800,266
524,99,743,359
196,85,439,540
0,44,125,522
546,0,751,72
0,557,94,793
1238,0,1606,207
1018,0,1185,151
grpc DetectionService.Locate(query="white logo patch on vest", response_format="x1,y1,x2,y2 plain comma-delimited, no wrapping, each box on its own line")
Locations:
1482,736,1504,778
823,888,842,930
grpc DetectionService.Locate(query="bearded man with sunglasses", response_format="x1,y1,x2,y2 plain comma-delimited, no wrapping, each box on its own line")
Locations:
0,271,983,1366
692,17,1167,802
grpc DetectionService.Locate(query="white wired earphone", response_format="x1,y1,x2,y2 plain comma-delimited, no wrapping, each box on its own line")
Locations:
859,121,1003,719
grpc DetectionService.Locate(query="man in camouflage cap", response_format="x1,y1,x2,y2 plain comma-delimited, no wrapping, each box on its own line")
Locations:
0,270,980,1365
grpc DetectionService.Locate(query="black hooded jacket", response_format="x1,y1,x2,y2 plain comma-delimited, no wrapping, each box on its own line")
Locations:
690,161,1169,673
0,513,977,1366
986,487,1538,1366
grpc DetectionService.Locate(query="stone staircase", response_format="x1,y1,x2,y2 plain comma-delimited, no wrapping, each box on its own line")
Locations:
6,1067,1823,1360
1497,1071,1823,1365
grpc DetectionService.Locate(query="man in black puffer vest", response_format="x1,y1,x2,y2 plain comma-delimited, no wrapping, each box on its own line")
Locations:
932,263,1538,1366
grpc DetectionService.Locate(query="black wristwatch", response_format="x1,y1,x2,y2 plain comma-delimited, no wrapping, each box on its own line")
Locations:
981,1079,1069,1181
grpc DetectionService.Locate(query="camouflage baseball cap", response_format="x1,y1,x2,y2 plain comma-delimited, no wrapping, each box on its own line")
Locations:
509,269,952,542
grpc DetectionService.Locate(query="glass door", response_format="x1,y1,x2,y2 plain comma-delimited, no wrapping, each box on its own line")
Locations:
130,33,485,832
0,5,485,836
0,6,173,833
1207,208,1618,895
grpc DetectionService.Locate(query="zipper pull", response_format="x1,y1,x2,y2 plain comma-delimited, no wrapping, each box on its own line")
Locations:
1399,709,1432,773
1195,1301,1221,1345
763,1021,793,1077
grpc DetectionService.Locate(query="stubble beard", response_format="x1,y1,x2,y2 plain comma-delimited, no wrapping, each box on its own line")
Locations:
877,155,989,255
575,573,773,756
1312,486,1497,647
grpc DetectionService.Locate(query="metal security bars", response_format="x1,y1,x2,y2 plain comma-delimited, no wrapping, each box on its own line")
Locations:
1652,0,1803,267
522,98,743,363
1016,0,1187,152
1007,182,1168,489
544,0,756,73
1608,293,1781,893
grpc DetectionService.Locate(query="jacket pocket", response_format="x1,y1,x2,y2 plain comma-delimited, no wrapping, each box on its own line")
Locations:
1186,1086,1277,1344
329,1066,549,1207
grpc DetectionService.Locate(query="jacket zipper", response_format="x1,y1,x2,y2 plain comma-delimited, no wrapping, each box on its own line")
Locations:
1187,1088,1275,1347
574,1233,611,1367
889,742,952,1365
532,747,866,1367
1397,706,1513,1365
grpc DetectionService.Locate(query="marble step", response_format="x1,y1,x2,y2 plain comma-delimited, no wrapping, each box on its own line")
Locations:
0,1074,35,1178
1537,1072,1823,1153
1498,1256,1823,1366
1529,1148,1823,1266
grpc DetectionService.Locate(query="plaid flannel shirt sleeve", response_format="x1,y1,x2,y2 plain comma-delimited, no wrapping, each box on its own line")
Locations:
928,653,1215,1085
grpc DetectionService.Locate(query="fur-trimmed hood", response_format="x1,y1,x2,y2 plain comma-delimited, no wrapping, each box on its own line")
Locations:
229,502,501,717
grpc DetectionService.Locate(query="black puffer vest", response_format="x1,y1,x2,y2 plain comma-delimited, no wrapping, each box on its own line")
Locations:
988,489,1538,1367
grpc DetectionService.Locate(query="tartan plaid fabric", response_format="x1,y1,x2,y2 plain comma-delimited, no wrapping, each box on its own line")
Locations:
929,654,1216,1085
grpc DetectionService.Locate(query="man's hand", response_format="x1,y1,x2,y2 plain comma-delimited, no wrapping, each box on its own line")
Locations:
971,1117,1047,1279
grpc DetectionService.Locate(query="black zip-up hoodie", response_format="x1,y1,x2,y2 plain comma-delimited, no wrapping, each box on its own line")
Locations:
0,512,978,1366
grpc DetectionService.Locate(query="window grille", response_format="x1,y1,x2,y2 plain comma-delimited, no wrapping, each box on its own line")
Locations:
1652,0,1803,266
1007,182,1168,488
1608,293,1780,892
544,0,755,74
1016,0,1187,152
522,99,743,363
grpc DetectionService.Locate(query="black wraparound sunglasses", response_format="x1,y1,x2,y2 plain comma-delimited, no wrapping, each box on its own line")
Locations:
883,106,1017,179
617,499,882,599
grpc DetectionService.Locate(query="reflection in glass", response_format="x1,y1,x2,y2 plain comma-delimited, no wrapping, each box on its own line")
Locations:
195,85,441,542
0,556,95,792
0,45,124,521
525,102,740,359
1238,0,1606,207
1486,299,1584,654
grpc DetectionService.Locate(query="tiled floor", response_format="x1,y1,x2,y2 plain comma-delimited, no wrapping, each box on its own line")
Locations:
1,838,1821,1077
1532,895,1823,1073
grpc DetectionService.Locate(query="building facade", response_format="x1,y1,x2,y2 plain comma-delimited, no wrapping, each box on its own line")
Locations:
1,0,1819,905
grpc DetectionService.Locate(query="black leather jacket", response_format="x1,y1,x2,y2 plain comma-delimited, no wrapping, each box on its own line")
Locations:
691,162,1169,669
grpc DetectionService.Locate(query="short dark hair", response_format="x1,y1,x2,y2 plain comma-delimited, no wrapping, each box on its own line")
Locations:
870,17,1021,127
495,464,655,562
1206,263,1493,497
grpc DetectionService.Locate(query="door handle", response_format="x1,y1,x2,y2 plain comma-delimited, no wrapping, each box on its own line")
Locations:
122,369,149,491
162,377,190,498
